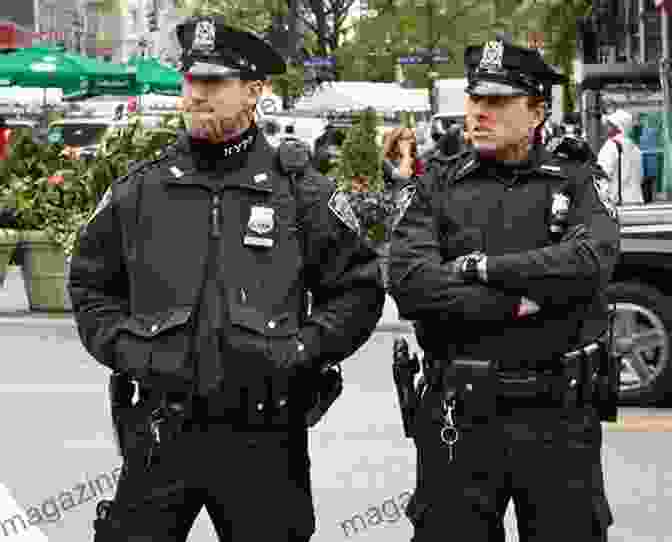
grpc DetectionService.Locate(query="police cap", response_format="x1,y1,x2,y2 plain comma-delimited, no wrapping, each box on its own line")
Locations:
176,16,286,80
464,39,567,97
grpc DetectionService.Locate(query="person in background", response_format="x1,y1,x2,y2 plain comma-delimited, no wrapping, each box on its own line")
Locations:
0,117,12,161
382,127,424,190
598,109,644,205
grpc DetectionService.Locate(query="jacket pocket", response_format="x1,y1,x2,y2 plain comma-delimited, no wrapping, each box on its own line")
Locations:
115,308,193,379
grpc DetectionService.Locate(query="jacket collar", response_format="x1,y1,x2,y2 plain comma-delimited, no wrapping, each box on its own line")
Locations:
453,145,568,183
160,132,277,193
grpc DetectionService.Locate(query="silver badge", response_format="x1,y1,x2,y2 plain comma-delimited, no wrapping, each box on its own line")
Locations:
87,187,112,225
593,175,618,220
390,185,417,232
192,19,216,54
551,192,570,216
479,40,504,71
247,206,275,235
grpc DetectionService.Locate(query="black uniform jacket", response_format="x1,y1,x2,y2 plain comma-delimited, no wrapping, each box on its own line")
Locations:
389,145,620,369
68,133,384,399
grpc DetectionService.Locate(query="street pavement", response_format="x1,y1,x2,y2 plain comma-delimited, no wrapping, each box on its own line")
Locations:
0,267,670,541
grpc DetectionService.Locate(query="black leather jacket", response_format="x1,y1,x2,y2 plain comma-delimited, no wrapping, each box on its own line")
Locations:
389,145,620,369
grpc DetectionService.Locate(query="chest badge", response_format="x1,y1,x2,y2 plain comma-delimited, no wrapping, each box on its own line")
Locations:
245,206,275,248
253,172,268,183
247,206,274,235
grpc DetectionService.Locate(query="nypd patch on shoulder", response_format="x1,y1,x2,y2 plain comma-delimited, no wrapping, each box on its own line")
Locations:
390,184,417,231
87,187,113,225
328,191,361,235
592,175,618,220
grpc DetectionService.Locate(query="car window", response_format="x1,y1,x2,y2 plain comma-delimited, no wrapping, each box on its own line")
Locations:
47,124,110,146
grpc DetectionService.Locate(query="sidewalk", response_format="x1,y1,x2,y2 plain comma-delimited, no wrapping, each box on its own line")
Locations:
0,266,411,330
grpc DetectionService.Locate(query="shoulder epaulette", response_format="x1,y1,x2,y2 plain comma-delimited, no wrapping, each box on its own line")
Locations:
114,146,175,187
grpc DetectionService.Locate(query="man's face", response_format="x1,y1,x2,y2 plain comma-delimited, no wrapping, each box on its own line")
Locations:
464,94,543,152
182,76,262,143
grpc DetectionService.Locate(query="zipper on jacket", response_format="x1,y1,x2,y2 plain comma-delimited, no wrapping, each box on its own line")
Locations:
211,193,221,238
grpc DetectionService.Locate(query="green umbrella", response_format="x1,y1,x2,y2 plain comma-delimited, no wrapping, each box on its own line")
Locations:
0,47,135,98
127,56,183,96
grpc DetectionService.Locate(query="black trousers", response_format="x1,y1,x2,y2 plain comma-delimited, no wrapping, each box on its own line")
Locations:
406,391,614,542
94,397,315,541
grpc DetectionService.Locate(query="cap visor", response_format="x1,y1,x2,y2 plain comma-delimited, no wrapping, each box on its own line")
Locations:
467,80,529,96
187,62,242,79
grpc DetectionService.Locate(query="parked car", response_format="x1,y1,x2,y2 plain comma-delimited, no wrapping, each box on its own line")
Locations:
46,116,161,158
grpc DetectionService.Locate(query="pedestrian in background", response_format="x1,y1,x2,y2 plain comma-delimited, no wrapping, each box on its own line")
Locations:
69,16,384,542
390,38,619,542
382,127,424,190
598,109,644,205
0,117,11,161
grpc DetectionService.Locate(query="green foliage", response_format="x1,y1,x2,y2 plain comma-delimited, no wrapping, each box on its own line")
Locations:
334,108,384,193
0,116,178,256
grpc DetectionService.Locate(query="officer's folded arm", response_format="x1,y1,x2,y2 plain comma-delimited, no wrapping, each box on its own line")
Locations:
481,169,619,309
389,177,525,323
293,175,386,370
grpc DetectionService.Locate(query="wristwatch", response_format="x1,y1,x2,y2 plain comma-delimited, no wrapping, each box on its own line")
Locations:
461,252,487,282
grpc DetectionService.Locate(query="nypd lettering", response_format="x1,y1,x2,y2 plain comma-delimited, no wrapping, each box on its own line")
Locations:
222,134,255,157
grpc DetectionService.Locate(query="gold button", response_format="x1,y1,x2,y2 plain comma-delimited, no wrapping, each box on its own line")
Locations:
256,402,264,411
297,341,305,352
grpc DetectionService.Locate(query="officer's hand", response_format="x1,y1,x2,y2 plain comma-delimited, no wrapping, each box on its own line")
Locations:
515,297,541,318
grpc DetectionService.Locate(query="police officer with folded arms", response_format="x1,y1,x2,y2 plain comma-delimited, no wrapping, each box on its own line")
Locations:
389,38,619,541
68,16,384,542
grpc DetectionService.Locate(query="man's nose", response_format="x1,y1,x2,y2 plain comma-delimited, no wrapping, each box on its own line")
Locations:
189,81,209,102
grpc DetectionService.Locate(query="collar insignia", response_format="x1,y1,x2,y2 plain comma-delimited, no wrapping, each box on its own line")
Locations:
192,20,216,54
479,40,504,71
170,166,184,178
253,173,268,183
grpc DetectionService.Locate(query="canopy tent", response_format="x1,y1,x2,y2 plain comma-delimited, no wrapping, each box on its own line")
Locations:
293,82,430,114
0,47,133,98
127,56,183,96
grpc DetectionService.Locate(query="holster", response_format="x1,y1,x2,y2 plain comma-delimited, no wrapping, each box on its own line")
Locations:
594,339,619,422
305,364,344,428
392,338,422,438
109,372,135,456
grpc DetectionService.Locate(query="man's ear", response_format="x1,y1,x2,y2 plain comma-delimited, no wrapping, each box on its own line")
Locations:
246,81,263,105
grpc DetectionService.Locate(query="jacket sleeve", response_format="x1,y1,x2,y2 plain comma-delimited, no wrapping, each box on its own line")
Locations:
67,185,132,373
388,171,522,323
485,167,620,307
297,171,386,367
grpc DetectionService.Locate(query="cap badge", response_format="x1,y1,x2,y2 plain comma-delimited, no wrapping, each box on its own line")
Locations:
192,19,216,54
479,40,504,71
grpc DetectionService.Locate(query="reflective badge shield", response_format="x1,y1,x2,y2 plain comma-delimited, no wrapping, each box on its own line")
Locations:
247,206,274,235
479,40,504,72
192,19,216,54
593,174,618,221
328,191,361,235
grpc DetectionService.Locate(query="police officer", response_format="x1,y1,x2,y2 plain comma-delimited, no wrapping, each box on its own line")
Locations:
389,38,619,541
68,16,384,542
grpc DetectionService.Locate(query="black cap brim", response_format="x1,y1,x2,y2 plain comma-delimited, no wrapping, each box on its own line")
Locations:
467,80,531,96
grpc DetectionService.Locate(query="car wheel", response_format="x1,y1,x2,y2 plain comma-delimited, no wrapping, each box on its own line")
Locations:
606,281,672,405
